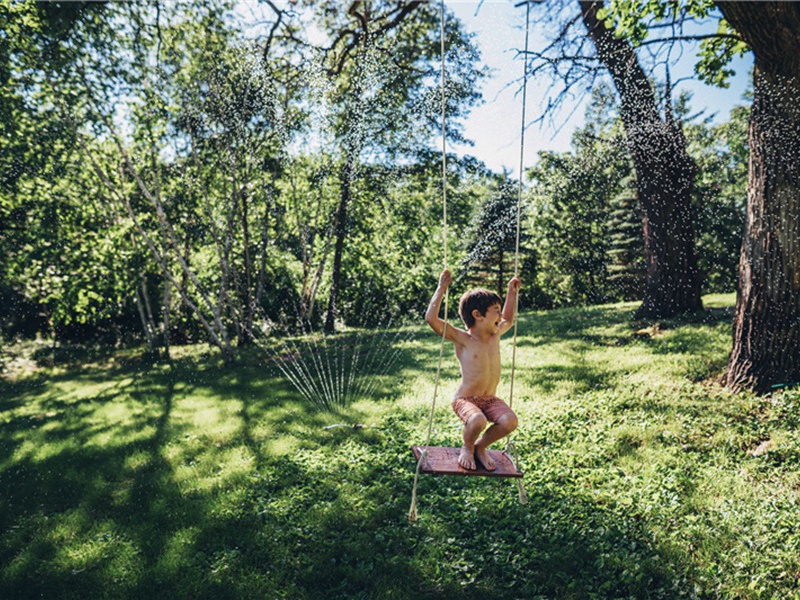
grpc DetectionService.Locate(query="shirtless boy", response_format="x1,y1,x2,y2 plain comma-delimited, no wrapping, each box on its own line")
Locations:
424,269,520,471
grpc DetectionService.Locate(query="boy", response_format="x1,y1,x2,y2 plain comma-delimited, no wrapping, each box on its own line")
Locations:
424,269,520,471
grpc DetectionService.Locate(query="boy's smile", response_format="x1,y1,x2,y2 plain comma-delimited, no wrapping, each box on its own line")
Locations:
479,304,502,333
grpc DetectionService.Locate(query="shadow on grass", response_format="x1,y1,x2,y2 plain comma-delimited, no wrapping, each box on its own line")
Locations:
0,334,427,596
0,370,180,596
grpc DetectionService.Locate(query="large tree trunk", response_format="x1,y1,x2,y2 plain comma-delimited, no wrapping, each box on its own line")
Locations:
325,157,354,333
579,1,703,319
717,2,800,393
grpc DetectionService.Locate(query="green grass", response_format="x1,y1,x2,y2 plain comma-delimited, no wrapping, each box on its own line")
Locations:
2,294,800,599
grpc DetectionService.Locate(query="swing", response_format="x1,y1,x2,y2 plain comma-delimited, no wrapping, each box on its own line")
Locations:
411,445,523,478
408,1,533,520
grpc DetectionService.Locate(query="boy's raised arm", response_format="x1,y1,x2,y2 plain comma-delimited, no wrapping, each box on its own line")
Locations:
425,269,461,341
499,276,521,334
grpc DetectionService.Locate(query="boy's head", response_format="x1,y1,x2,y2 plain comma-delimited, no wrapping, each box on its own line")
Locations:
459,288,503,329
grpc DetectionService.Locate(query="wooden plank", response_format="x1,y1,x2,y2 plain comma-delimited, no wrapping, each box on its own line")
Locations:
411,445,522,478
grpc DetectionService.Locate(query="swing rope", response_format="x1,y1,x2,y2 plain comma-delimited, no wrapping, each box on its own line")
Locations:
408,0,450,523
408,0,531,522
504,0,532,506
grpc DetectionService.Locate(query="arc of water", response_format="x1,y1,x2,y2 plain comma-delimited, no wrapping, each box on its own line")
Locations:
351,315,392,401
281,334,330,410
273,353,316,406
303,322,336,410
287,326,334,411
321,332,339,409
359,322,413,401
268,337,320,408
337,338,347,404
346,329,363,405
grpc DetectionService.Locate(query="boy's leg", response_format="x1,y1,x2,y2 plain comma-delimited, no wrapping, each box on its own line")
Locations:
458,412,487,470
452,397,489,470
474,411,518,470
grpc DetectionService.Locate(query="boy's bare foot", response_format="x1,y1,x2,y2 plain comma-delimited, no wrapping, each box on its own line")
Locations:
458,445,476,470
475,446,496,470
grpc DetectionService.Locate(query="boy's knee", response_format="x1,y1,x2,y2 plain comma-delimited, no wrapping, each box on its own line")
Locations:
500,412,518,432
468,413,488,430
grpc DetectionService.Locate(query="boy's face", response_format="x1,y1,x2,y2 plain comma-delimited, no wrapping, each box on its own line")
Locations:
473,302,502,333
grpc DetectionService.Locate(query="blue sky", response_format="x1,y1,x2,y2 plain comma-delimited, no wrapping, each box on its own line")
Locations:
447,0,754,175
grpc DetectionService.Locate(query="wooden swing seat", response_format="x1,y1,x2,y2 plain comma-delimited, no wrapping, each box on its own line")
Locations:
411,445,523,478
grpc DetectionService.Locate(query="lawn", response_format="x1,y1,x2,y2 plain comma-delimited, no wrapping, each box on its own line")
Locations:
2,294,800,599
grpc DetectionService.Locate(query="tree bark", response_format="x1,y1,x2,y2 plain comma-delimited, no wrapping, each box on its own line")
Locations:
717,2,800,393
161,261,171,359
579,1,703,319
135,279,156,354
238,185,254,347
255,179,273,312
325,157,354,333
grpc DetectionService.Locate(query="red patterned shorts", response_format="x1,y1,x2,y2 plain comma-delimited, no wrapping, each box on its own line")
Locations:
452,395,514,424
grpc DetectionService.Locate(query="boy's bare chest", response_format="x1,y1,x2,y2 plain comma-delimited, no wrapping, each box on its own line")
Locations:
458,339,500,364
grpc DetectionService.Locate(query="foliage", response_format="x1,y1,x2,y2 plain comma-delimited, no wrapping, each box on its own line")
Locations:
0,2,127,340
460,177,533,299
0,0,486,351
606,172,646,300
0,0,750,358
336,155,489,326
595,0,750,88
528,89,631,307
527,84,746,307
684,102,748,294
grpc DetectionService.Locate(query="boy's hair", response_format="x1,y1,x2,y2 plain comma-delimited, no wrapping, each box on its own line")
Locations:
459,288,503,328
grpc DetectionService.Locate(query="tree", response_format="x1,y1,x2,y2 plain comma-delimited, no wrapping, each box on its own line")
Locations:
26,1,301,361
578,1,703,319
715,2,800,392
461,179,528,298
274,1,483,332
514,0,708,316
531,151,617,307
277,153,339,327
528,88,631,307
0,1,147,344
607,172,647,300
596,0,800,391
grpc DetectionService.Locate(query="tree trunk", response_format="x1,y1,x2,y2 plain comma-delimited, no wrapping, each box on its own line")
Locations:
498,248,504,297
717,2,800,393
579,1,703,319
135,279,156,354
255,180,272,311
238,185,254,347
325,157,354,333
161,261,171,360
